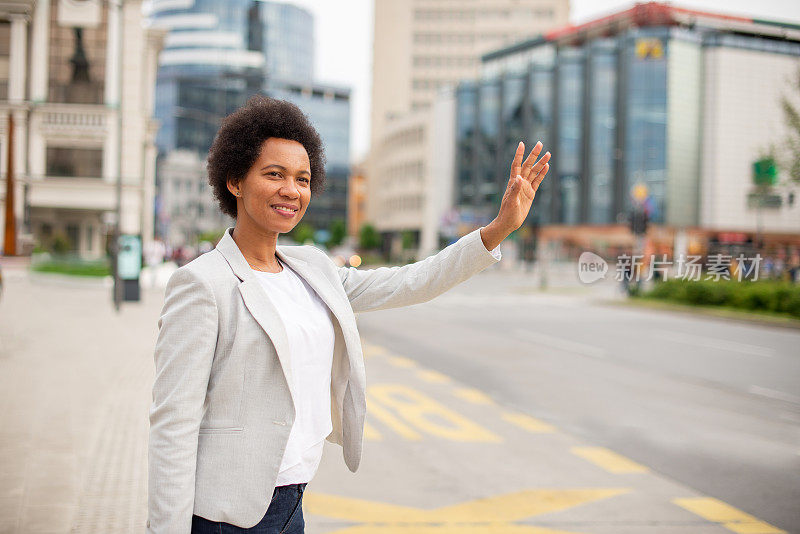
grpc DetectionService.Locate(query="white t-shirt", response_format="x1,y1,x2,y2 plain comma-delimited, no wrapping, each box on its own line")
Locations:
252,257,335,486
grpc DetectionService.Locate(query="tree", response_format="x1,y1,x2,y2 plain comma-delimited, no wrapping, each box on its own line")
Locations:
778,67,800,183
292,222,315,244
358,223,381,250
329,219,346,248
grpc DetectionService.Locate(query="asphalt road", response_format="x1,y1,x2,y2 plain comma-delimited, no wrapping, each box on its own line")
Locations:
354,269,800,533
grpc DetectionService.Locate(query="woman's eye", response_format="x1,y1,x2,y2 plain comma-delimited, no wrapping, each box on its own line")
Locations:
299,177,310,184
266,172,281,178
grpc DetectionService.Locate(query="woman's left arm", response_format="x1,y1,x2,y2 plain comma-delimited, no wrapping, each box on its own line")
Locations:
338,141,550,313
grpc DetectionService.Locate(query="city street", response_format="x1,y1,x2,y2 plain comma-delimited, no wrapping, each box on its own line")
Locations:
0,263,797,533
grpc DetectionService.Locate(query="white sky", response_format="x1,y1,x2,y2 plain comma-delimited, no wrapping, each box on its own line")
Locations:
284,0,800,164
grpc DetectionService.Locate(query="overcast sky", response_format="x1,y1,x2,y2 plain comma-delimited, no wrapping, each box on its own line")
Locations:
283,0,800,163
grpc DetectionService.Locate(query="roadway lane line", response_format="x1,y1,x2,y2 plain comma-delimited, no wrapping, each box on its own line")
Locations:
571,447,649,473
672,497,786,533
514,329,607,359
501,412,557,433
655,331,775,358
453,387,495,405
416,369,451,384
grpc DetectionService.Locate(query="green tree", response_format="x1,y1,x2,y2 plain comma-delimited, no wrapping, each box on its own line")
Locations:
292,222,315,244
51,231,72,255
779,66,800,183
329,219,347,248
401,230,416,249
358,223,381,250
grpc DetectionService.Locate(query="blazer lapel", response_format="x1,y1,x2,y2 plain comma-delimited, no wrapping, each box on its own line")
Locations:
215,227,297,407
214,227,356,411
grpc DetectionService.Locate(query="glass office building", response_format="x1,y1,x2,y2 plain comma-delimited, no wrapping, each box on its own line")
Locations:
149,0,350,239
453,2,800,254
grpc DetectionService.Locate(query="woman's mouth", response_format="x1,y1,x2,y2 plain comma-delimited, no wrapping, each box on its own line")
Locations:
272,205,298,218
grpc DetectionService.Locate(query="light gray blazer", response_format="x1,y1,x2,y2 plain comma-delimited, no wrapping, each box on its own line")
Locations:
147,226,501,532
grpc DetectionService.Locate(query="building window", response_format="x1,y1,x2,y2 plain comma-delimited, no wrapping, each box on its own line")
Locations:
46,147,103,178
66,223,80,251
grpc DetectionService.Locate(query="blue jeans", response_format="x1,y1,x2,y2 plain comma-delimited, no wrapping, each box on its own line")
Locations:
191,483,307,533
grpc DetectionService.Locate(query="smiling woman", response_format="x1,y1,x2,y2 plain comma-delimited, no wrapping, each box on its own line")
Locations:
148,94,550,534
205,95,327,273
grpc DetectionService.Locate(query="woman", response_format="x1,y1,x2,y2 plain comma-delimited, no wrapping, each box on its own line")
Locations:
147,95,550,534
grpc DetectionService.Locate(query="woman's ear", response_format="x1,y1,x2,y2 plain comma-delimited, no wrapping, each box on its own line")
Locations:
227,178,240,197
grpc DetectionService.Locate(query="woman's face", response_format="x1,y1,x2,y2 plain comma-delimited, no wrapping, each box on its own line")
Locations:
228,137,312,234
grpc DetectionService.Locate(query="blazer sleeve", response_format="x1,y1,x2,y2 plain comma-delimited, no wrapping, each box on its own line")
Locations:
147,267,218,534
337,226,501,314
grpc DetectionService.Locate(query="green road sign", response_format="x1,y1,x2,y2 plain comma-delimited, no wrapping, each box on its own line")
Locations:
753,158,778,186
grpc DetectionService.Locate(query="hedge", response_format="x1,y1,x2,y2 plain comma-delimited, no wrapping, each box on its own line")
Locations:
638,279,800,318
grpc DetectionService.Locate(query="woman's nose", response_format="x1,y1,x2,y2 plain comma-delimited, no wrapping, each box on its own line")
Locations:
279,179,300,198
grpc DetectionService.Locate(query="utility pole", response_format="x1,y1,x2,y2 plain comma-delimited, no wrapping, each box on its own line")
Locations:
110,0,124,311
3,113,15,256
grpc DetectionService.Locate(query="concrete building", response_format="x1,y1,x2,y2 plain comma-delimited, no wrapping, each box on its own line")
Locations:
451,2,800,260
149,0,350,244
156,149,228,247
367,0,569,257
0,0,164,259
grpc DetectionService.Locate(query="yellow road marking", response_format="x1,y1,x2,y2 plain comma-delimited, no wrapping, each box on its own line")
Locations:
673,497,786,534
570,447,649,473
453,387,495,405
362,421,382,441
366,394,422,441
304,488,630,533
363,342,388,357
388,356,417,368
369,384,501,442
502,412,556,433
416,369,451,384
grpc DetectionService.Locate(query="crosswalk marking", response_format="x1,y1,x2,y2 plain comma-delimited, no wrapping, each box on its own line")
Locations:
673,497,786,534
570,447,649,473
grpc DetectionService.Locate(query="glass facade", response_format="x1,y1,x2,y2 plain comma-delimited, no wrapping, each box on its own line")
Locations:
529,67,553,225
454,27,673,227
455,82,477,205
477,80,500,210
150,1,350,233
623,29,668,223
556,47,584,225
587,39,617,224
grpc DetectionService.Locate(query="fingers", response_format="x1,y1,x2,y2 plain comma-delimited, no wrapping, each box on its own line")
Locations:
509,142,524,184
531,162,550,192
520,141,543,178
526,155,550,184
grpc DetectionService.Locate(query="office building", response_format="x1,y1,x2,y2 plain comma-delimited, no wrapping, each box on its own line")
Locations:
0,0,164,259
149,0,351,243
368,0,569,257
451,2,800,257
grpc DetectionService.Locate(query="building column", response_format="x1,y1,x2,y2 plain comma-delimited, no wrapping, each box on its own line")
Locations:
30,0,50,102
103,0,122,183
8,14,28,103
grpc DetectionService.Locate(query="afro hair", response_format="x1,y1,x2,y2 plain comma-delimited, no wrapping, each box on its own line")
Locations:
207,95,326,218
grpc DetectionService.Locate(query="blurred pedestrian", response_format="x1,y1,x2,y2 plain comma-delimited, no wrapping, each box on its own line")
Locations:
147,95,552,533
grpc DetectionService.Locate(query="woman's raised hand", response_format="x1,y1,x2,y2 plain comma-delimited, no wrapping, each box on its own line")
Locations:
501,141,550,231
480,141,551,251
